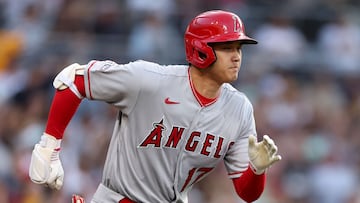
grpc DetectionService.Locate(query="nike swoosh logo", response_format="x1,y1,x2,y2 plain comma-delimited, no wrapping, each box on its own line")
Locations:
165,97,180,104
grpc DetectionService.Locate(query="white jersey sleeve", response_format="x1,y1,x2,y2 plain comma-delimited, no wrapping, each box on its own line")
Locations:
83,60,153,114
222,87,257,178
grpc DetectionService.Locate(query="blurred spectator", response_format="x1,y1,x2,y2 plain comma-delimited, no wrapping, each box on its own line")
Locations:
127,13,183,64
0,63,28,105
308,151,358,203
255,71,312,133
10,5,48,57
0,181,9,203
250,12,308,72
4,0,62,63
316,11,360,75
92,1,128,36
125,0,175,20
53,0,93,33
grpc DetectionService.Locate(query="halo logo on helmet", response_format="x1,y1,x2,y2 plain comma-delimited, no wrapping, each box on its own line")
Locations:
184,10,257,69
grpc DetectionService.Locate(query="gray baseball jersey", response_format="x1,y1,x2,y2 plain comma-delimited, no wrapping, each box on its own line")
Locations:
82,60,256,203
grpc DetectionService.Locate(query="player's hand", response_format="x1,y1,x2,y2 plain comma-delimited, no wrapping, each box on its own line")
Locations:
29,133,64,190
248,134,281,174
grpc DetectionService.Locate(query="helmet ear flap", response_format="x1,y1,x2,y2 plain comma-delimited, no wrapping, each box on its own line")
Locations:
189,39,216,69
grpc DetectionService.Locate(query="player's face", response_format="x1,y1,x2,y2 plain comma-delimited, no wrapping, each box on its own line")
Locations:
208,41,243,84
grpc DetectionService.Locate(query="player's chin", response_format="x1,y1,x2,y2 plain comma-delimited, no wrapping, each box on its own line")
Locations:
227,70,239,81
225,74,239,83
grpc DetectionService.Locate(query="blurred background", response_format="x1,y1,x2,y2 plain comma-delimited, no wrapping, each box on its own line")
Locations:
0,0,360,202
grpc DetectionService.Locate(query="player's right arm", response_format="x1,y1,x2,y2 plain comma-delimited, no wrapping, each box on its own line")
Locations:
29,63,86,190
29,60,145,189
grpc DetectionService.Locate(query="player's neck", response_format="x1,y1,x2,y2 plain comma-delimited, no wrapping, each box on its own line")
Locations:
189,66,221,99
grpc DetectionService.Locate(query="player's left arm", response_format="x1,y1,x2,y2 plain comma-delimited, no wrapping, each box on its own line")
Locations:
232,134,281,203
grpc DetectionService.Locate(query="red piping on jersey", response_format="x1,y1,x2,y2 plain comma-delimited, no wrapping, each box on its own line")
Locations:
119,197,136,203
228,171,243,176
87,60,97,99
188,67,218,107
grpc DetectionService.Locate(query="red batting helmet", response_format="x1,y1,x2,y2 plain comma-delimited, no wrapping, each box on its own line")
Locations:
184,10,257,69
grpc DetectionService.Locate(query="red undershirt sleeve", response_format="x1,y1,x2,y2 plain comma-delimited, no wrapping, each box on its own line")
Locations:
232,165,266,203
45,75,85,139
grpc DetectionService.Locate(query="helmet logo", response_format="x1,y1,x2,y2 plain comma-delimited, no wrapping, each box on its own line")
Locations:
232,15,241,33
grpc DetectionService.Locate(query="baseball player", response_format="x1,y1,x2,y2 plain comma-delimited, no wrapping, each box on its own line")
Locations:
29,10,281,203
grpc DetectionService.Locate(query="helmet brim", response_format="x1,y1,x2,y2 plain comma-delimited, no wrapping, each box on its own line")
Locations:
238,37,258,44
207,34,258,45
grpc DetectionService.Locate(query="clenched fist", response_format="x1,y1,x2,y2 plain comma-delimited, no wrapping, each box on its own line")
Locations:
29,133,64,190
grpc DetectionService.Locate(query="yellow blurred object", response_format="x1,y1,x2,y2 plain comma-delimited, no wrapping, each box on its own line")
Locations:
0,30,23,71
23,194,43,203
22,182,45,203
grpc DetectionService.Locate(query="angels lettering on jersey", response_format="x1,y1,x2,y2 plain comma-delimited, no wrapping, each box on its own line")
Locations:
139,119,232,159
